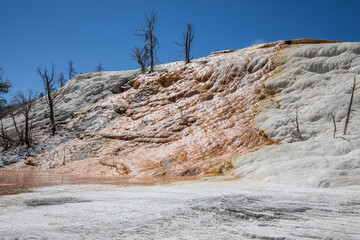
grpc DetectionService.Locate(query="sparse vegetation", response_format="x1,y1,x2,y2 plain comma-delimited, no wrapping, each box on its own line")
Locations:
131,46,149,73
7,105,22,144
174,23,195,63
343,77,356,135
37,62,59,135
330,113,336,139
58,72,66,88
0,91,35,148
0,102,11,150
288,108,303,141
13,90,35,147
95,61,104,72
135,11,159,72
67,59,77,80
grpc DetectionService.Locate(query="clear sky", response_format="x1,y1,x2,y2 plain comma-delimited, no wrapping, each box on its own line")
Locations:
1,0,360,101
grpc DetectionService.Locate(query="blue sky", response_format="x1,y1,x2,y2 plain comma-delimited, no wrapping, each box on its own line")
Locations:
1,0,360,101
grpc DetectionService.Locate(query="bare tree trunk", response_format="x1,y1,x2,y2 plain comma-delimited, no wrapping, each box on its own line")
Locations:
331,113,336,139
0,118,7,146
185,26,190,63
47,87,56,135
174,23,195,64
68,59,77,80
58,73,66,88
150,32,154,72
288,108,303,140
38,63,58,136
96,61,104,72
0,118,11,150
130,46,149,74
14,91,34,147
8,108,22,142
135,11,158,73
295,109,303,140
343,77,356,135
1,118,5,141
24,115,30,146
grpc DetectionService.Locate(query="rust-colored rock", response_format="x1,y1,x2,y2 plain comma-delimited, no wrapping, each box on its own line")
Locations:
12,43,282,178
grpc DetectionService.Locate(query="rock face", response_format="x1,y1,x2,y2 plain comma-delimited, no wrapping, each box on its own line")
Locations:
15,43,278,177
1,39,359,188
0,70,140,166
234,42,360,188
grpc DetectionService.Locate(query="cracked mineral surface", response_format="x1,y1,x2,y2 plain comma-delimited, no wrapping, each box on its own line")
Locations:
0,179,359,239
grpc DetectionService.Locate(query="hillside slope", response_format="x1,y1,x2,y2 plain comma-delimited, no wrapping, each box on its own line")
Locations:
13,44,277,176
1,39,359,188
234,42,360,188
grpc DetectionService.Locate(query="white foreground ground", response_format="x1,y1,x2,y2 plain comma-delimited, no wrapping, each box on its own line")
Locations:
1,41,359,239
0,178,359,239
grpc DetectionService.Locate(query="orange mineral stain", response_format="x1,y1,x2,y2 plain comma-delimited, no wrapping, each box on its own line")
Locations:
10,43,286,178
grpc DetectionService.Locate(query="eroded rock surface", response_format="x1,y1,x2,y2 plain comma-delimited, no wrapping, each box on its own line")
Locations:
234,42,360,187
2,39,359,187
15,43,279,177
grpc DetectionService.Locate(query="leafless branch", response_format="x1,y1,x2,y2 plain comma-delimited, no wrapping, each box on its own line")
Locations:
134,11,159,72
130,46,149,73
95,61,104,72
174,23,195,63
13,90,35,147
343,77,356,135
7,106,22,142
58,72,66,88
287,108,303,140
67,59,77,80
37,62,58,135
330,113,336,139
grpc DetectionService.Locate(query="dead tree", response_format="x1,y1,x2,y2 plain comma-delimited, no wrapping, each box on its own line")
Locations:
67,59,77,80
0,102,6,142
0,117,9,149
330,113,336,139
135,11,159,72
343,77,356,135
0,69,12,149
14,90,34,147
58,72,66,88
174,23,195,63
0,100,11,149
7,106,22,143
288,108,303,140
130,46,149,73
0,119,13,150
37,62,58,135
0,101,25,146
95,61,104,72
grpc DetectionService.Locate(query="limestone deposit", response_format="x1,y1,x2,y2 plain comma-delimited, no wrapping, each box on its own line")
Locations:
1,179,360,239
1,39,359,189
233,42,360,188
